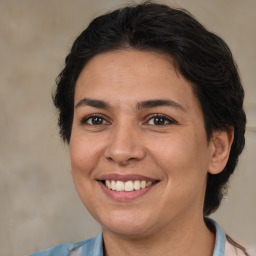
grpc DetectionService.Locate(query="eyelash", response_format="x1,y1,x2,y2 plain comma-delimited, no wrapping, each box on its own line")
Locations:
80,114,178,126
80,114,109,126
145,114,178,126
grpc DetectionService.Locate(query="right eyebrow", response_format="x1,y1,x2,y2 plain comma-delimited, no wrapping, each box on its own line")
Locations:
75,98,110,109
137,99,186,112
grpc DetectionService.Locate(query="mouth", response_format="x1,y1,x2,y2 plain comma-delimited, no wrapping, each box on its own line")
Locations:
102,180,158,192
97,174,160,192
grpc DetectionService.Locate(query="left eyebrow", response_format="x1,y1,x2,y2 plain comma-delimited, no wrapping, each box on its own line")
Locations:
75,98,110,109
137,99,186,112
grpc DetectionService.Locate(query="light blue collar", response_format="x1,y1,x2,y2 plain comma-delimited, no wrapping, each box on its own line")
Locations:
211,219,226,256
91,232,103,256
80,232,103,256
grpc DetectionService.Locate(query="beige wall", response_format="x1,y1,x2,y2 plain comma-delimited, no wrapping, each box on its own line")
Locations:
0,1,255,255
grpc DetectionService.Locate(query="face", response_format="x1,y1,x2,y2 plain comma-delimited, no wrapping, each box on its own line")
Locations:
70,50,215,237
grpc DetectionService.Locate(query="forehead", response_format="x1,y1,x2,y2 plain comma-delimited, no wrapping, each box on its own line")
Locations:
75,50,200,113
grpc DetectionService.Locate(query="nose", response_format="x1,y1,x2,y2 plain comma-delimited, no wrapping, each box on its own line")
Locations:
104,123,146,166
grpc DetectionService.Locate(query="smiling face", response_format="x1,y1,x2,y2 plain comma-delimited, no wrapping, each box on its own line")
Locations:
70,50,215,237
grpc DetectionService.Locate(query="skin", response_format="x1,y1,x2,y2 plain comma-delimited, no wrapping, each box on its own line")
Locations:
70,50,233,256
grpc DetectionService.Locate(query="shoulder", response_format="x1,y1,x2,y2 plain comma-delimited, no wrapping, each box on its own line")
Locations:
27,233,103,256
208,219,250,256
28,242,74,256
225,240,248,256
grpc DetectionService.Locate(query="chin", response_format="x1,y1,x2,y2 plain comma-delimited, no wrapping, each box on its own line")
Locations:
98,210,155,237
103,222,152,237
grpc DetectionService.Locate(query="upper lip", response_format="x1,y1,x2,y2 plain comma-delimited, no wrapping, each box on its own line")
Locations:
97,174,159,182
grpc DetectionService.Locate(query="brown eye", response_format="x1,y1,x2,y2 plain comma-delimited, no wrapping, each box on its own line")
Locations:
147,114,177,126
81,115,108,125
90,116,104,125
152,116,167,125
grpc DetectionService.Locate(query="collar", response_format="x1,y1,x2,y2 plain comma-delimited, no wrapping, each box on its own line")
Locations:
211,219,226,256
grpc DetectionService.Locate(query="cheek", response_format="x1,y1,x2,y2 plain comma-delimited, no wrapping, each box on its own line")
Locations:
69,134,102,210
149,129,209,184
69,133,103,179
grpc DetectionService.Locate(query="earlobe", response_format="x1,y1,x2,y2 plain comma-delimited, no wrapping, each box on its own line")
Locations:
208,129,234,175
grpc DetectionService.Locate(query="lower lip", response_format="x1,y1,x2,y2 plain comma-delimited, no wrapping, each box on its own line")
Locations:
98,182,156,201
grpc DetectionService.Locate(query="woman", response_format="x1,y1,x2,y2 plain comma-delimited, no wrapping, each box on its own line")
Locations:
29,2,248,256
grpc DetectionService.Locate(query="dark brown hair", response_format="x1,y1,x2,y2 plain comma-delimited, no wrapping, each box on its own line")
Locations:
53,2,246,216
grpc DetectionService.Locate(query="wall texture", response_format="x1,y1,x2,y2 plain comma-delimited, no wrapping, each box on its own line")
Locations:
0,1,255,255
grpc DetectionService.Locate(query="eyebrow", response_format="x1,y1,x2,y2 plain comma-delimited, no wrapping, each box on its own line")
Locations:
137,99,186,112
75,98,110,109
75,98,185,112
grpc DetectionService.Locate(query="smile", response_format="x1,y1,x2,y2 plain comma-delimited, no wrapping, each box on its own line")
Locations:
97,174,160,201
104,180,156,192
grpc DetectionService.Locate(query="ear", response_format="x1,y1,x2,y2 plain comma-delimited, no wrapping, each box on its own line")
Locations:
208,129,234,175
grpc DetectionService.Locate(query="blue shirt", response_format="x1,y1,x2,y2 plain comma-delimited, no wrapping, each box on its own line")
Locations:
27,220,232,256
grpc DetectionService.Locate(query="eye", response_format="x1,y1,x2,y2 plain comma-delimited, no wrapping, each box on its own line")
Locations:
146,114,177,126
81,114,109,125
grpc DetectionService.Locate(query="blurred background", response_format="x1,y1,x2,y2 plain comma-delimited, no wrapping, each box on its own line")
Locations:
0,0,255,255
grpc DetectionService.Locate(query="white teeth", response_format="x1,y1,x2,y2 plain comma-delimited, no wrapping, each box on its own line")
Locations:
111,180,116,190
106,180,111,189
116,181,125,191
125,181,134,191
134,180,141,190
146,181,152,186
105,180,155,191
140,180,146,189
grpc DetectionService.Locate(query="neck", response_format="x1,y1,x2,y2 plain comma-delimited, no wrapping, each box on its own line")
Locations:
102,216,215,256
